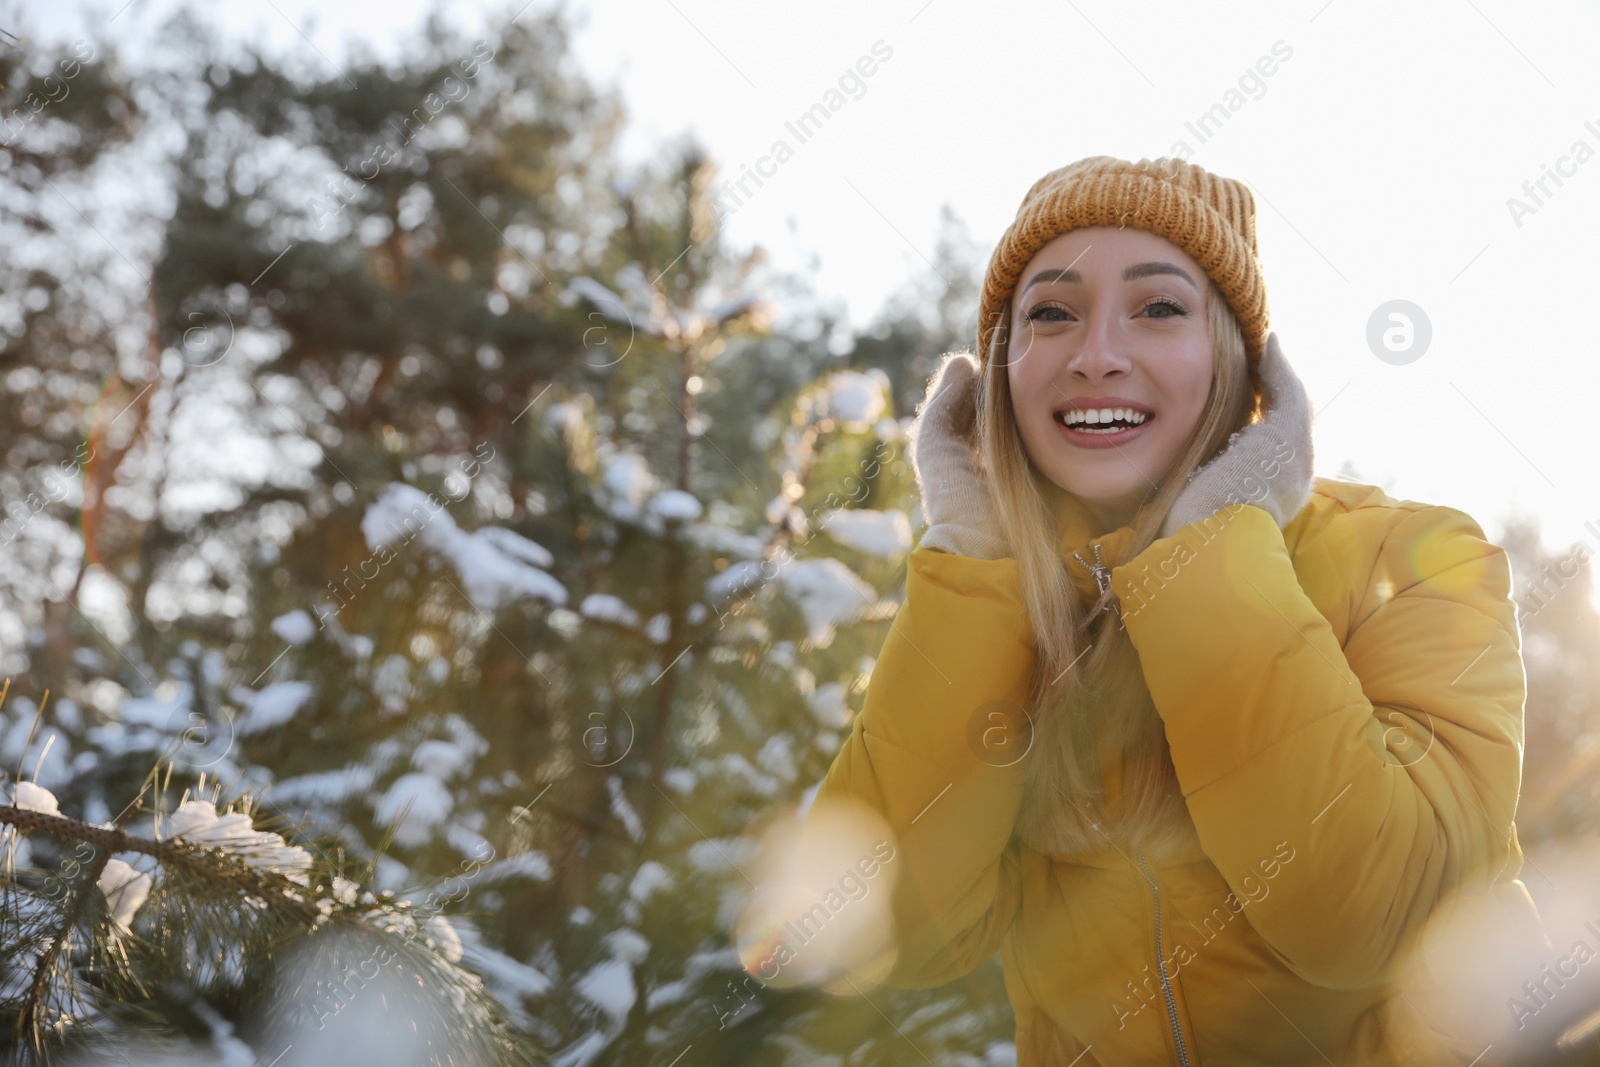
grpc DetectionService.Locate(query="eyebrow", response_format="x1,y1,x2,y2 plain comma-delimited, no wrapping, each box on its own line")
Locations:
1021,261,1199,294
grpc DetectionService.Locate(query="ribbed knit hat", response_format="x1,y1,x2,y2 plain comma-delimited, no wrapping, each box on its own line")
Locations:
977,155,1269,371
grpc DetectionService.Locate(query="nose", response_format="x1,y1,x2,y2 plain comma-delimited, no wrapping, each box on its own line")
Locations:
1066,309,1133,381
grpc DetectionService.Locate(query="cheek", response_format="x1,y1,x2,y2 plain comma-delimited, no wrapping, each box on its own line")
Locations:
1007,362,1050,441
1006,361,1032,419
1161,348,1215,431
1006,334,1056,404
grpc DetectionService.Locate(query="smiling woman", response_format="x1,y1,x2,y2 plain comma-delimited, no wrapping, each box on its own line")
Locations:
800,155,1555,1065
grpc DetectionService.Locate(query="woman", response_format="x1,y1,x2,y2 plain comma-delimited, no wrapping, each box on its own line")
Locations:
796,157,1552,1065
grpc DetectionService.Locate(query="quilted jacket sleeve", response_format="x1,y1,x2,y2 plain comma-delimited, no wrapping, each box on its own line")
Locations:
1110,500,1529,991
805,544,1038,989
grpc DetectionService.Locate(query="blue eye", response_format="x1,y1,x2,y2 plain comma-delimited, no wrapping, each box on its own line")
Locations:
1023,297,1189,323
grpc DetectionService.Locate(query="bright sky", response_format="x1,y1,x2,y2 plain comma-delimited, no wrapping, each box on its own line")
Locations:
18,0,1600,609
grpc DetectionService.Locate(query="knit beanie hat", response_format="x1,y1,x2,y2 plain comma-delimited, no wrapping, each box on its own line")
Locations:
977,155,1270,371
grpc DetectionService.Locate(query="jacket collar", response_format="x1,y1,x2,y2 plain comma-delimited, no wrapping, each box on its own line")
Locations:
1051,486,1164,603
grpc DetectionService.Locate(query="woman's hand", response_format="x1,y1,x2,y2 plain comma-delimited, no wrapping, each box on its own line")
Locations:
910,352,1012,560
1160,331,1315,540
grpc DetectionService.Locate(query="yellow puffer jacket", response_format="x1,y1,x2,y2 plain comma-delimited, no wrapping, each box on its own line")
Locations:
808,477,1551,1065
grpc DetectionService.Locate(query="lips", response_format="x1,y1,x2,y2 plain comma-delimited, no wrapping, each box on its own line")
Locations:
1049,400,1156,449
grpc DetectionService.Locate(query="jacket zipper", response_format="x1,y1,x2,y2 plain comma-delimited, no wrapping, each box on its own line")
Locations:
1071,542,1116,613
1135,843,1193,1067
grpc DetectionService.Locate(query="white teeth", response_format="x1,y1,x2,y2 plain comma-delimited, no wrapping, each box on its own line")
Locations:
1058,407,1149,428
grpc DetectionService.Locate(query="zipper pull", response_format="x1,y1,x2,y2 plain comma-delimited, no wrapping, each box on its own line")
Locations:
1072,542,1115,608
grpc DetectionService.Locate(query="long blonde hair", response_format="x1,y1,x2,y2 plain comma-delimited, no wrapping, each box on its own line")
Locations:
973,281,1258,860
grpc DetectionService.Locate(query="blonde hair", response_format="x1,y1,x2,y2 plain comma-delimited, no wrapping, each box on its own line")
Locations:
973,281,1258,860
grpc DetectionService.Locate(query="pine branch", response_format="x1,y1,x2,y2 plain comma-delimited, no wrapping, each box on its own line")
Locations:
1,795,548,1065
12,794,143,1048
0,805,322,924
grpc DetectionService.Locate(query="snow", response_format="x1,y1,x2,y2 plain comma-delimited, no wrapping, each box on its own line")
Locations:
361,483,566,611
121,689,190,730
552,1031,609,1067
236,681,314,736
644,613,670,644
372,654,411,716
780,558,875,644
816,508,912,558
374,854,411,893
599,453,656,522
265,764,377,806
714,752,781,797
704,559,764,603
684,523,767,559
372,771,454,848
167,800,314,883
474,525,554,569
824,369,889,431
645,980,692,1012
579,594,640,629
607,776,643,843
756,734,797,783
807,682,853,729
52,698,82,732
473,850,554,885
562,276,628,316
628,861,673,903
544,402,583,434
566,265,715,342
411,738,476,780
606,927,650,964
424,914,464,962
574,958,636,1025
270,610,317,646
447,529,567,612
984,1041,1019,1066
11,780,59,815
452,917,552,1010
661,766,696,793
97,856,152,934
686,836,761,873
359,483,444,553
446,822,493,860
647,489,702,523
72,647,107,671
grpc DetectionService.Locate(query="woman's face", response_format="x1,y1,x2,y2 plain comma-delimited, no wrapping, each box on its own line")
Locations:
1004,225,1215,532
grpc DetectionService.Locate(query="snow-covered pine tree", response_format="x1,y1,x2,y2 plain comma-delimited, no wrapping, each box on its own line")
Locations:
0,7,1015,1065
0,686,538,1064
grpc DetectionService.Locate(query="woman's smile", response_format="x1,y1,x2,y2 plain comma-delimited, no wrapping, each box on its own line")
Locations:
1051,397,1157,449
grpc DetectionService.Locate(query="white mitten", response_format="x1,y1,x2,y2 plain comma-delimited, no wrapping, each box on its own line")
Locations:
910,353,1011,559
